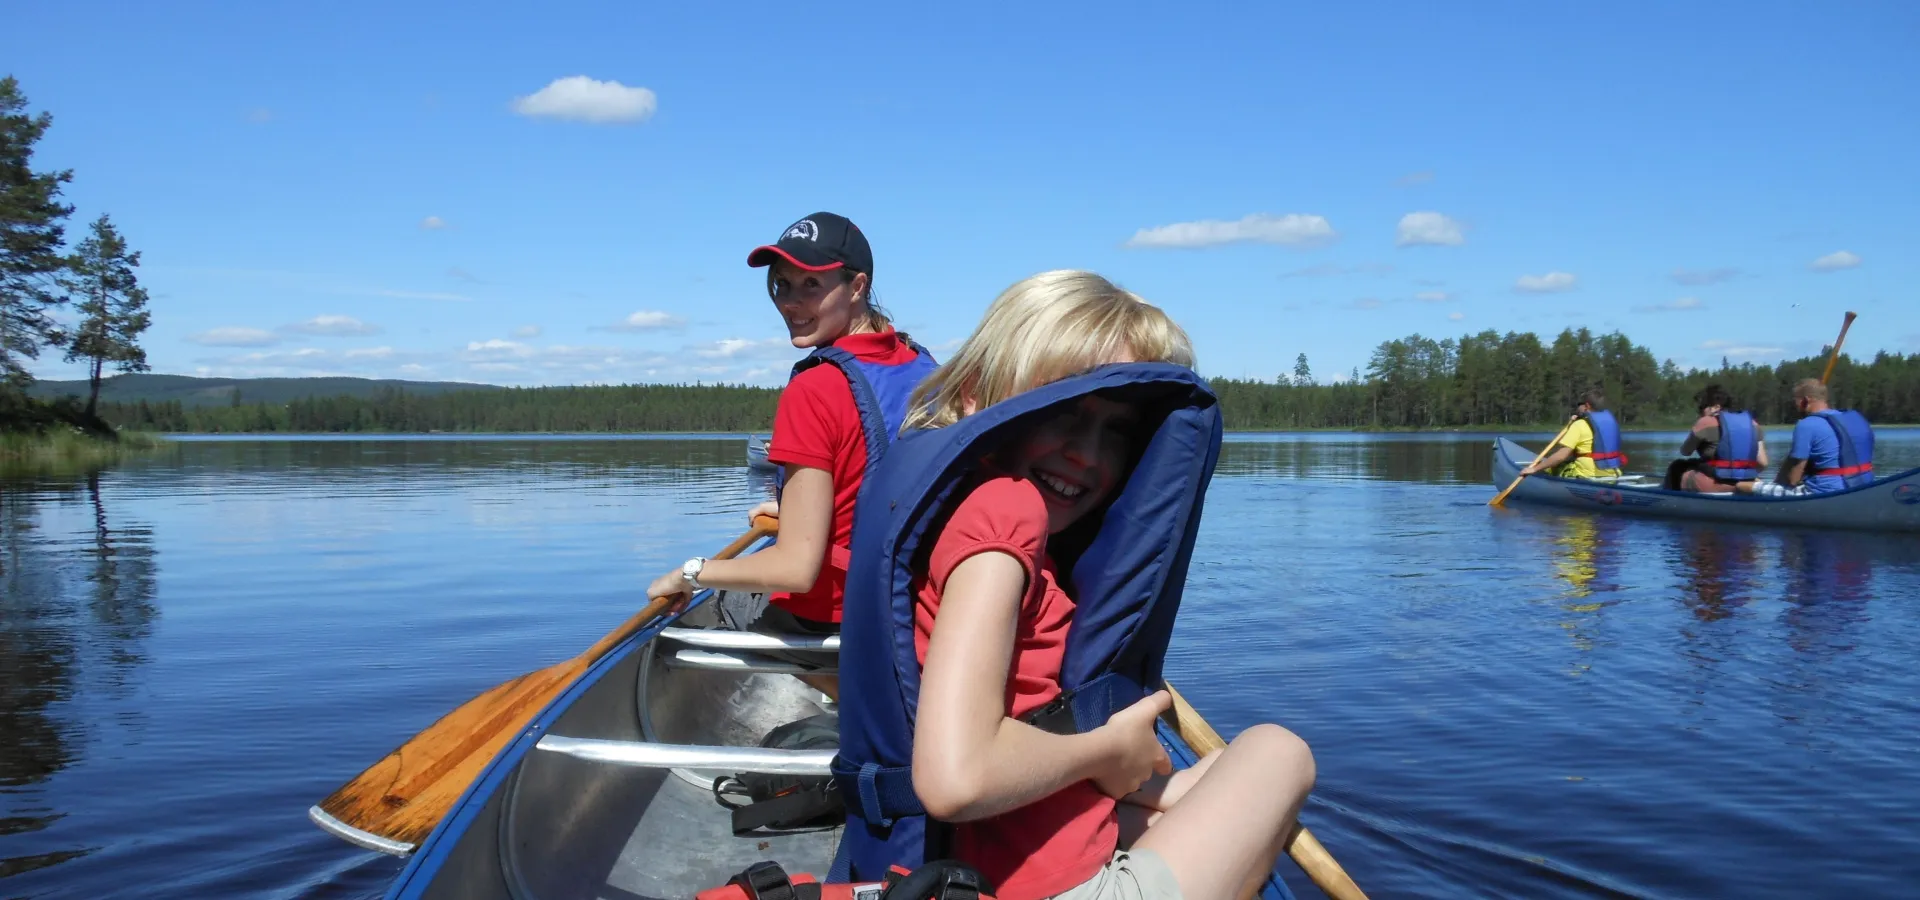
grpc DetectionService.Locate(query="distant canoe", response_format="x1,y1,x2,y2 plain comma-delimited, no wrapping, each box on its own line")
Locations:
1491,436,1920,532
315,563,1302,898
746,435,775,473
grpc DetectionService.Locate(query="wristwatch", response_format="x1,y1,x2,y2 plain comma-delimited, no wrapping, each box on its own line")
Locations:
680,557,708,590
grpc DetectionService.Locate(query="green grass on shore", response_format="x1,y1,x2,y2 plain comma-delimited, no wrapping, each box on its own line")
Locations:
1,428,166,474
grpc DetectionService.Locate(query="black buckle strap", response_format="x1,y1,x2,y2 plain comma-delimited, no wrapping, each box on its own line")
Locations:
728,861,798,900
881,860,994,900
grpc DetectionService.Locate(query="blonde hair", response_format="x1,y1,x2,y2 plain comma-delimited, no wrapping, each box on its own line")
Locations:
903,270,1194,431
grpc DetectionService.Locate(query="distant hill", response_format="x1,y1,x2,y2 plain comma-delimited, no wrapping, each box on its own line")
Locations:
29,374,503,407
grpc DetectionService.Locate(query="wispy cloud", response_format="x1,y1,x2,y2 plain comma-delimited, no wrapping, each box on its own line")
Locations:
1281,262,1393,278
1448,311,1465,321
1396,171,1434,187
447,267,485,284
243,108,273,124
1633,297,1706,313
1810,250,1861,272
1348,297,1384,310
1515,271,1578,293
1671,267,1742,286
1415,291,1452,303
512,325,542,338
1395,211,1465,247
512,76,658,124
420,216,448,231
281,314,380,336
598,310,688,332
692,337,796,360
1701,339,1787,359
186,326,280,347
1125,213,1336,249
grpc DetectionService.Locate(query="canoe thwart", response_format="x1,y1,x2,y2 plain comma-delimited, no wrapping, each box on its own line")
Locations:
662,647,838,675
535,735,836,775
659,626,841,652
307,804,417,858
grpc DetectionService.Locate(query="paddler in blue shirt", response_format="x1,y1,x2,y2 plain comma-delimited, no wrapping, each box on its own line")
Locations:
1744,378,1875,497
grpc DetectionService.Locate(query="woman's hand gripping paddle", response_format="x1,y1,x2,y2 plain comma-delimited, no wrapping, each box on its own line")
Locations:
1490,417,1577,507
310,515,780,854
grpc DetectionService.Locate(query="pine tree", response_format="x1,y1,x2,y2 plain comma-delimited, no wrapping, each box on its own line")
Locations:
0,76,75,389
63,214,151,416
1292,352,1312,386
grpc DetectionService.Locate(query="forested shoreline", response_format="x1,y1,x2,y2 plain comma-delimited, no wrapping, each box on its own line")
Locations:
88,327,1920,434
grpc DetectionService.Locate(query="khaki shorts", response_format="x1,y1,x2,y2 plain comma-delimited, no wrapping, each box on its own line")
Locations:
1046,848,1184,900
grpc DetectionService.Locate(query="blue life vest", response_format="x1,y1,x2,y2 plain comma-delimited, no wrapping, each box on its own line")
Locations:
774,335,939,571
827,363,1223,882
1810,409,1875,489
1709,410,1761,482
1579,409,1626,471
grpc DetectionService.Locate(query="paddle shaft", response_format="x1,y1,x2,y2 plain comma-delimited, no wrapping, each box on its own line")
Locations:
1164,684,1369,900
1820,311,1858,386
1489,416,1578,507
314,515,779,851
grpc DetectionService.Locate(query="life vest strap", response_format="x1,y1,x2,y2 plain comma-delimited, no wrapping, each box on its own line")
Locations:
698,861,997,900
1811,462,1873,477
1579,451,1627,461
1712,459,1759,470
829,758,924,827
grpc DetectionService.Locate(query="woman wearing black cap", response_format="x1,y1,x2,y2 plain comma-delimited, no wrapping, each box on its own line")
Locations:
646,212,937,696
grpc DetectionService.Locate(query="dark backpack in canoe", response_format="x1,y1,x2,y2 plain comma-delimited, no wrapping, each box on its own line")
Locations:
712,713,844,834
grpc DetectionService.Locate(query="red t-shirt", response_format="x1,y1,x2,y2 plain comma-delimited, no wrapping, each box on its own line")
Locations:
765,327,922,623
911,476,1118,900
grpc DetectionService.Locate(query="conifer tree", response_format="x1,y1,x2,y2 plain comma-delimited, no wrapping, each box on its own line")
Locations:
63,214,151,415
0,76,75,390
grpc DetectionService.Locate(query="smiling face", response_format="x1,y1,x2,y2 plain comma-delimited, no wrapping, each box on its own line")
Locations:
1003,394,1141,534
767,261,868,348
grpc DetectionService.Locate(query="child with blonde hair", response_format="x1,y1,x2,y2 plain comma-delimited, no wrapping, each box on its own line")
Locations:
839,269,1317,900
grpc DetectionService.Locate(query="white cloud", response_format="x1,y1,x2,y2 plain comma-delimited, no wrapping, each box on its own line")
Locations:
447,267,485,284
1396,171,1434,187
465,339,531,359
512,325,542,338
344,346,396,359
420,216,448,230
282,314,379,336
1810,250,1861,272
1395,212,1465,247
692,337,795,360
1671,267,1741,286
187,326,280,347
1125,213,1336,249
1701,339,1786,359
1515,272,1578,293
512,76,658,124
1348,297,1384,310
1633,297,1706,313
244,108,273,124
600,310,688,332
399,363,431,375
1448,311,1466,321
1415,291,1451,303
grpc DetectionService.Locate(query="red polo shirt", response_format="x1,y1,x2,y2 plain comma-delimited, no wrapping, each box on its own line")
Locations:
765,327,922,623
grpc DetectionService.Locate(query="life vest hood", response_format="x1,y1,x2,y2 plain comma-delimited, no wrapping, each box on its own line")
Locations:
828,363,1223,881
1580,409,1626,470
1810,409,1875,488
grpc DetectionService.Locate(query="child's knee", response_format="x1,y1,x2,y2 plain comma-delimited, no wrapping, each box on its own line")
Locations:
1233,723,1316,786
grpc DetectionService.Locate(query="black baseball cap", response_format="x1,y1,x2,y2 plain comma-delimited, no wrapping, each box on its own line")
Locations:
747,212,874,275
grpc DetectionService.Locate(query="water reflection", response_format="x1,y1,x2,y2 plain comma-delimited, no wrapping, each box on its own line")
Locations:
1544,514,1626,670
1674,525,1766,625
0,471,158,879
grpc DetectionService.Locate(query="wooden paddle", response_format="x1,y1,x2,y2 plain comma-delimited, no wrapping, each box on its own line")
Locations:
313,515,780,852
1489,416,1577,507
1819,311,1858,385
1165,683,1369,900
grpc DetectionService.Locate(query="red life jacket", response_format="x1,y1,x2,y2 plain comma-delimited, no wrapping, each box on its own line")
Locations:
698,859,997,900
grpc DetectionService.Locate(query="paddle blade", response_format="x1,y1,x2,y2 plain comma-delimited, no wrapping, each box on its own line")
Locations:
314,658,581,852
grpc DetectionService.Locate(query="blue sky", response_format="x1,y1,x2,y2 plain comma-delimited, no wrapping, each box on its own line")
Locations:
13,1,1917,387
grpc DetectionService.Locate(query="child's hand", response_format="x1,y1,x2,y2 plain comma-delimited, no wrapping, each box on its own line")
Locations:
646,569,691,613
1090,690,1174,799
748,499,779,525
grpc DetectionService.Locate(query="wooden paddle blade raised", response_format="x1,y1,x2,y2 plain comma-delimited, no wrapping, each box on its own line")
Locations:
311,516,778,854
1164,683,1370,900
1820,311,1858,386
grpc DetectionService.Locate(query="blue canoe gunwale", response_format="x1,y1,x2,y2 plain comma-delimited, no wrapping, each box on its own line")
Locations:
1490,436,1920,533
350,531,1297,899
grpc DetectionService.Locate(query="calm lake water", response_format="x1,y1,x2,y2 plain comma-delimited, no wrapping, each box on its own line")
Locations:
3,431,1918,899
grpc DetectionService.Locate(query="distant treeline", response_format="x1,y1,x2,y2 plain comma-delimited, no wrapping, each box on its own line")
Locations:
95,328,1920,434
